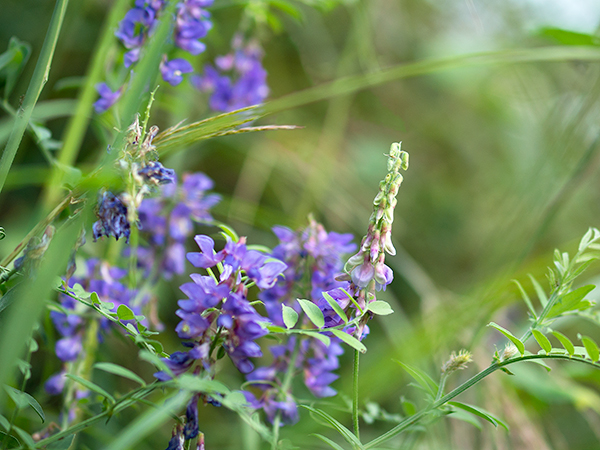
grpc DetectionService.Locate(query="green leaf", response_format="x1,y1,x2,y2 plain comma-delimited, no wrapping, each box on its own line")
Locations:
302,330,331,347
297,299,325,329
266,324,287,333
528,274,548,307
448,408,482,430
0,285,19,315
539,27,598,47
322,292,348,324
331,329,366,353
394,360,438,395
0,413,10,430
449,401,509,430
0,37,31,99
0,431,19,448
90,291,101,305
94,362,146,386
532,330,551,354
579,335,600,362
65,374,115,403
46,434,75,450
282,305,298,329
12,426,35,450
216,222,239,242
366,300,394,316
512,280,536,318
311,433,345,450
117,304,135,321
552,330,575,356
487,322,525,355
4,386,44,422
177,374,230,394
301,405,365,449
546,285,595,319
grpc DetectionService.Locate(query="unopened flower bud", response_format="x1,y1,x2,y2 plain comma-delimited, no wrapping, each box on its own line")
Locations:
441,349,472,374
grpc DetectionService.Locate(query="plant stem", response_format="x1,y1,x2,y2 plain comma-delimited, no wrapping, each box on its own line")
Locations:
352,348,360,441
0,0,70,196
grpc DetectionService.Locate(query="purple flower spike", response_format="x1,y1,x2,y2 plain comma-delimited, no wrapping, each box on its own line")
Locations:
93,83,122,114
138,161,176,185
92,191,131,243
184,395,200,439
161,58,193,86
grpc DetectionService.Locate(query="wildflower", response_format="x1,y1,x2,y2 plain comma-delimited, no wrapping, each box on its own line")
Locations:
174,0,213,55
93,83,123,114
137,160,176,185
92,191,131,243
160,58,194,86
192,36,269,112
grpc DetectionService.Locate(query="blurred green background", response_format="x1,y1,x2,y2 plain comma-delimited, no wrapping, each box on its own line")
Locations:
3,0,600,448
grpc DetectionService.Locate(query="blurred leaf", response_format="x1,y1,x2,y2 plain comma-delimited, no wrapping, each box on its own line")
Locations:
394,360,438,395
0,285,19,315
4,386,44,422
487,322,525,355
448,408,482,430
282,304,299,329
579,335,600,362
0,36,31,99
0,431,20,449
177,374,230,395
303,330,331,347
65,374,115,403
513,279,537,318
297,299,325,328
547,285,595,319
552,331,575,356
532,330,551,354
311,433,345,450
93,362,146,386
301,405,364,449
449,402,508,430
323,292,348,324
331,329,366,353
12,426,35,449
539,27,598,46
46,434,75,450
366,300,394,316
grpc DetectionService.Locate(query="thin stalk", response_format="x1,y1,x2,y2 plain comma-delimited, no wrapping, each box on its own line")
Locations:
352,349,360,441
434,373,448,403
0,0,70,195
365,353,600,449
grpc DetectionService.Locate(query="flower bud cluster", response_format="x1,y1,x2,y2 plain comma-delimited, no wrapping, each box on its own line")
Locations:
92,117,175,244
342,143,409,297
441,349,472,374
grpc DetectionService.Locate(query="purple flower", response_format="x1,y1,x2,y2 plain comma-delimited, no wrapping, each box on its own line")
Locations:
161,58,194,86
45,371,67,395
187,235,225,269
93,83,122,114
55,336,83,362
192,38,269,112
138,161,176,185
174,0,213,55
184,395,200,439
154,351,194,381
92,191,131,243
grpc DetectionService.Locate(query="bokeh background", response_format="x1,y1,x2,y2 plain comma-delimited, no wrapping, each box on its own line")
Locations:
3,0,600,448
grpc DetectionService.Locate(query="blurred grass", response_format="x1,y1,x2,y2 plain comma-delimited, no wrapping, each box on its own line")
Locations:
3,0,600,448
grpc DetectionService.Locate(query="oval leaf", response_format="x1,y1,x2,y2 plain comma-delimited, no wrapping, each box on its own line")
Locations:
580,335,600,362
117,304,135,321
282,305,298,329
487,322,524,355
330,329,366,353
322,292,348,324
366,300,394,316
297,299,325,329
302,330,331,347
532,330,551,354
552,330,575,356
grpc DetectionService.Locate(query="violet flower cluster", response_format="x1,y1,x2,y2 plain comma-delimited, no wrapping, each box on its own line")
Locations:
192,35,269,112
46,259,145,396
137,172,220,279
154,234,286,441
95,0,214,113
242,218,356,424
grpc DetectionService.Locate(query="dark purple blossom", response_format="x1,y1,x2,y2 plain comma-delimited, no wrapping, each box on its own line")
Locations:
92,191,131,243
138,161,176,185
184,395,200,439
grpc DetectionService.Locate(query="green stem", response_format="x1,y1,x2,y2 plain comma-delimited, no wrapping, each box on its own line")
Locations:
434,373,448,403
0,0,70,196
352,349,360,442
365,353,600,449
